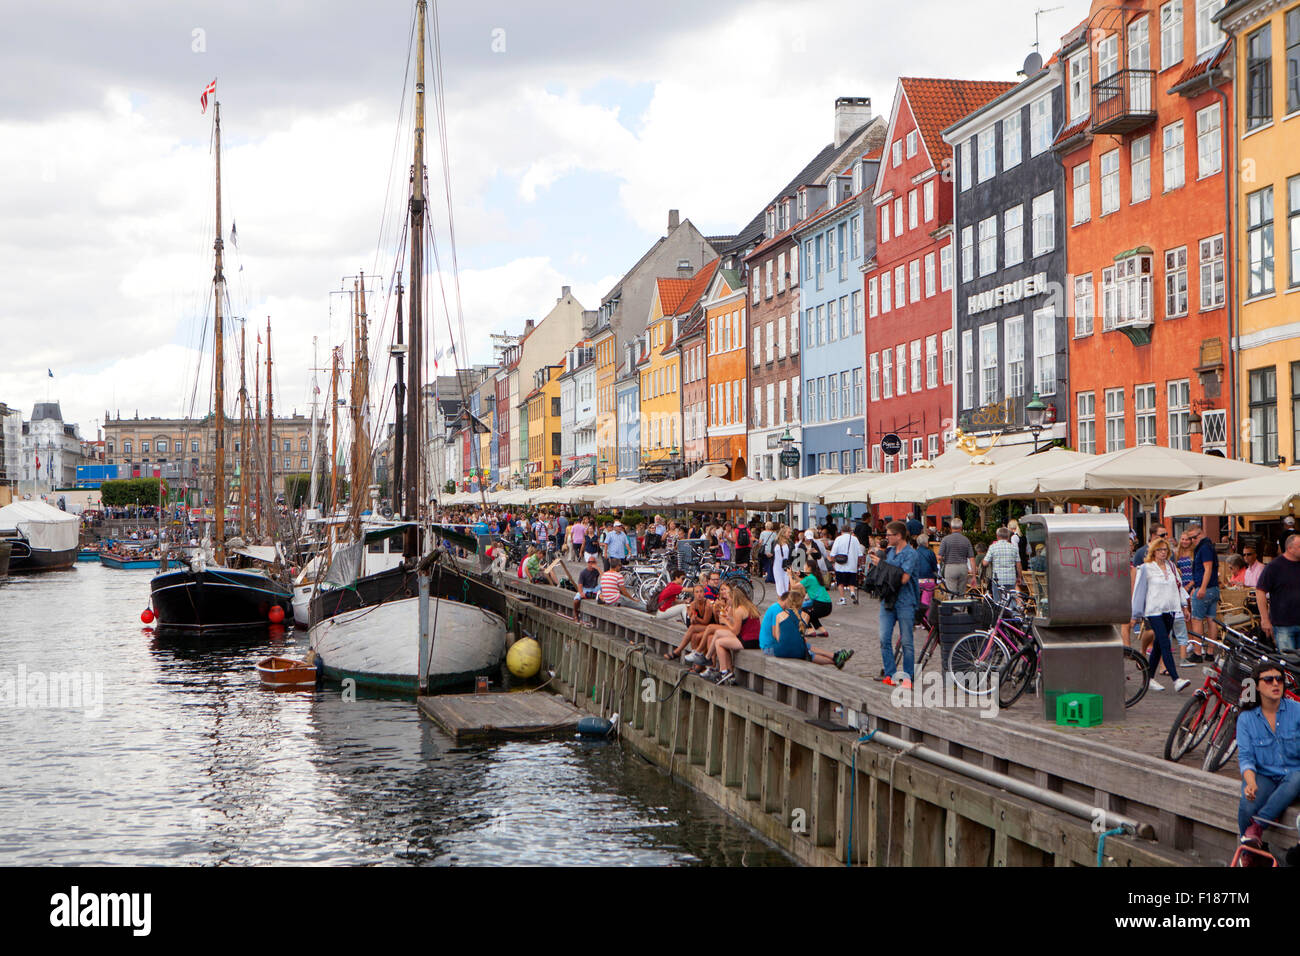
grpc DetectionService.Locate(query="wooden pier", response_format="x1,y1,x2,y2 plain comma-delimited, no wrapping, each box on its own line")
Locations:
453,569,1269,866
419,691,582,744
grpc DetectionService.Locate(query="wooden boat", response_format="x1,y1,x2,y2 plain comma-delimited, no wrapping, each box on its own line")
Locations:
101,554,162,570
0,502,79,573
255,655,317,688
77,548,102,562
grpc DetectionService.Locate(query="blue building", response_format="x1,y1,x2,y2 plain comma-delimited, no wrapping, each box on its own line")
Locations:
793,152,879,491
615,340,642,478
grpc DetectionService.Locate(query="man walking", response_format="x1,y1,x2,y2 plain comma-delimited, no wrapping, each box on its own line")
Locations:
871,520,920,687
1258,533,1300,653
830,524,864,605
939,517,975,596
1186,523,1219,660
604,520,629,568
982,526,1022,602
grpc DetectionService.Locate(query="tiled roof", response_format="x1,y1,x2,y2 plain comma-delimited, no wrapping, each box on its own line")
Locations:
1170,41,1229,92
899,77,1017,166
669,257,721,318
654,277,695,316
1053,116,1091,148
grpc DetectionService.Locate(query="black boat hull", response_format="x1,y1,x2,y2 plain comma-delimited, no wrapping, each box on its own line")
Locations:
3,537,76,573
151,568,293,632
0,540,10,580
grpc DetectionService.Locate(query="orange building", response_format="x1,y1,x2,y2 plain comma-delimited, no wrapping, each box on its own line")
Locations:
701,267,749,477
1056,4,1235,462
592,325,618,482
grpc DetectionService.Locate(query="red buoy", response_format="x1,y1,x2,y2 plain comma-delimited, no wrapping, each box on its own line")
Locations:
141,608,155,624
268,605,285,624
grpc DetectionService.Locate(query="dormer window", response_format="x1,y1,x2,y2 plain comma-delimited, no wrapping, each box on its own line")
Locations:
765,208,775,238
798,190,808,220
852,162,862,194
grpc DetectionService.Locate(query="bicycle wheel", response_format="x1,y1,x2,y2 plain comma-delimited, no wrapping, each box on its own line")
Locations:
747,575,767,606
998,645,1037,709
1163,690,1210,762
728,573,754,602
1122,646,1151,709
1201,707,1239,773
948,631,1010,696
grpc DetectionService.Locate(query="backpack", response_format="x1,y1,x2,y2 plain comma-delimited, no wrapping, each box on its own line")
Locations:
736,527,750,548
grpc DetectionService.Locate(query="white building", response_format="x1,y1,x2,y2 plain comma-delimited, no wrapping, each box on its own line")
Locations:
556,340,596,484
20,402,85,496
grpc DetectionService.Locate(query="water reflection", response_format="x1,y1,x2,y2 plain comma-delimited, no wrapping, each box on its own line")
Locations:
0,564,790,866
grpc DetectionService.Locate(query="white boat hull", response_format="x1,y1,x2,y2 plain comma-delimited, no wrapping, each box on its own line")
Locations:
308,596,507,693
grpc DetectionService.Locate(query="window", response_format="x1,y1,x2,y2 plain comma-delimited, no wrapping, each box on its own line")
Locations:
910,339,922,392
977,127,996,182
1293,362,1300,462
1098,33,1119,87
894,197,904,234
1100,149,1120,214
996,114,1020,174
978,217,997,276
191,440,199,453
909,260,920,303
882,349,893,399
929,434,939,460
1034,307,1057,395
1004,315,1025,398
1031,192,1054,257
894,265,906,308
873,445,882,471
1196,0,1225,55
1247,185,1275,296
765,260,773,298
961,329,974,408
826,301,837,343
1196,103,1221,177
1289,8,1300,114
1004,205,1024,266
880,205,890,243
908,189,919,229
752,274,760,305
828,374,839,421
926,334,938,388
1077,392,1097,454
940,244,953,291
892,140,903,167
923,180,935,222
141,441,150,453
870,353,880,401
1135,384,1157,445
1074,273,1094,337
1131,135,1151,204
852,367,863,415
1102,266,1117,330
752,332,761,368
765,321,774,362
1249,366,1278,464
850,215,860,260
1069,50,1091,122
1163,121,1184,191
852,290,863,334
960,140,972,191
301,456,309,469
924,253,936,297
157,439,168,454
1165,246,1188,317
1199,234,1225,309
960,226,974,284
906,129,918,157
942,329,955,385
1160,1,1183,70
1030,95,1051,155
1116,254,1154,324
1128,16,1152,112
779,379,788,425
912,437,925,463
1290,176,1300,288
882,272,892,313
1073,162,1091,224
868,277,878,317
979,325,999,406
817,304,826,346
896,344,907,396
123,440,132,455
1105,388,1126,451
1168,379,1190,450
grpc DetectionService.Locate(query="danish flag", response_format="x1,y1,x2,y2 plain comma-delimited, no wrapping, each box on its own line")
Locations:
200,79,216,114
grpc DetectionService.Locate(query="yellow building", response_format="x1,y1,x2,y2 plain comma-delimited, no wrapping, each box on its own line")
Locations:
593,326,618,482
525,364,563,488
1222,0,1299,467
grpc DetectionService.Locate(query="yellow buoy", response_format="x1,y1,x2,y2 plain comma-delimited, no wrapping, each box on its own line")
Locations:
506,638,542,680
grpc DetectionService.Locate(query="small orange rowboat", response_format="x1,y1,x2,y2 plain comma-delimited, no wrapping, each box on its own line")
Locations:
256,656,318,688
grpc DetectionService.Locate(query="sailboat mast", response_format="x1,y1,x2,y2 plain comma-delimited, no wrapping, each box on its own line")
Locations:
393,275,405,521
239,319,249,539
212,101,227,566
330,346,340,516
254,337,261,531
309,336,320,511
358,270,371,513
405,0,427,557
265,316,274,542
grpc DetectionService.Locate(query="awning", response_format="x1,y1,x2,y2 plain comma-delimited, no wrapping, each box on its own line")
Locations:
1161,468,1300,518
563,464,594,486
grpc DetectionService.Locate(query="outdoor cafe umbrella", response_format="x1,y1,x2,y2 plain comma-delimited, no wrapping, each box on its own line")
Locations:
1162,468,1300,518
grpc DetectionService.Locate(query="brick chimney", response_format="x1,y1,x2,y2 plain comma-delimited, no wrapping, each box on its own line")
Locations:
559,285,571,303
834,96,873,148
667,209,680,231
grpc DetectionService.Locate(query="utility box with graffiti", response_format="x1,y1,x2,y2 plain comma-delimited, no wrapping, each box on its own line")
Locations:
1021,513,1130,723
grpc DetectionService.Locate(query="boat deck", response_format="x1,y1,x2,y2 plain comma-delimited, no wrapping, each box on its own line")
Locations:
418,691,583,744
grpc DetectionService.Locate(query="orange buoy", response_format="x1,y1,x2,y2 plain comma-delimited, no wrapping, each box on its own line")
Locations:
268,605,285,624
141,608,155,624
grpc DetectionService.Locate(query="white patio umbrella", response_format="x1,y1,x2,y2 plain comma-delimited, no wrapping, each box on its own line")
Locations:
1163,468,1300,518
819,471,893,505
693,477,789,509
999,445,1274,500
765,472,858,504
566,479,637,505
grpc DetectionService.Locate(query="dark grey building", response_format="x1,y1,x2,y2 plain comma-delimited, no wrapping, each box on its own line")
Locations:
943,58,1071,450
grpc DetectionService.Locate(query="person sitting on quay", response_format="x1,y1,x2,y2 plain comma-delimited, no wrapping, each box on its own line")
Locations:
596,557,640,611
682,586,734,672
649,569,691,624
759,583,852,669
1237,659,1300,849
574,554,601,622
798,563,834,637
703,583,764,685
665,585,717,661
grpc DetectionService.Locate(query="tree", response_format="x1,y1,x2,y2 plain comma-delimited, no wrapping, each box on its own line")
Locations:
101,477,168,508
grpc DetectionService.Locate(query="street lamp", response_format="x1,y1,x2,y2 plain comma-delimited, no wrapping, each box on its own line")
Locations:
1025,391,1056,453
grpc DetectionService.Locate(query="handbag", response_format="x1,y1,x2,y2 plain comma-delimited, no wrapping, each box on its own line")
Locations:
834,553,849,565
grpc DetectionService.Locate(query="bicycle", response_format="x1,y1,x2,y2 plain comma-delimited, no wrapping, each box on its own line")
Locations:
891,582,968,676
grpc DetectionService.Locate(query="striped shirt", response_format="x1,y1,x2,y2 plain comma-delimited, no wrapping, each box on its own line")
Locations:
599,570,624,604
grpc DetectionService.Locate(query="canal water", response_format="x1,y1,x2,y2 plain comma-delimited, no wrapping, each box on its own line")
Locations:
0,564,790,865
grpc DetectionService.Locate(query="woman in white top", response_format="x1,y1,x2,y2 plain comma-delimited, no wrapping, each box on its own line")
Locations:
1130,537,1190,692
772,527,793,599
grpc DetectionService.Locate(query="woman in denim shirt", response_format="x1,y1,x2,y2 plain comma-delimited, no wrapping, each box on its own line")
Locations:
1236,660,1300,847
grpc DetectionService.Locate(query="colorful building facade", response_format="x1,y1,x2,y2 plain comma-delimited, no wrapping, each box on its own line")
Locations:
702,269,749,477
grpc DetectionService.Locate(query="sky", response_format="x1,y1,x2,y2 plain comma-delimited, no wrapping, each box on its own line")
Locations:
0,0,1082,438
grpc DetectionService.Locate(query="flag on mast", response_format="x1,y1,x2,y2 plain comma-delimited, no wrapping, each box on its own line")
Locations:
200,79,217,114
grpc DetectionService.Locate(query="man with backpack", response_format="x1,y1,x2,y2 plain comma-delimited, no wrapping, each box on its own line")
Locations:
733,521,752,568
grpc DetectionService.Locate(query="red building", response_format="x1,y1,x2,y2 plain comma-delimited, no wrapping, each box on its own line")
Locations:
864,77,1014,520
1055,3,1235,465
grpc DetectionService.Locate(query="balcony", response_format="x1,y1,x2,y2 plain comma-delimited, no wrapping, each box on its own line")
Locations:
1091,69,1156,135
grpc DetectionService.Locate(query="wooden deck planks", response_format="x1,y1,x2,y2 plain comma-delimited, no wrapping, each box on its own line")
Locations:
418,691,583,744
